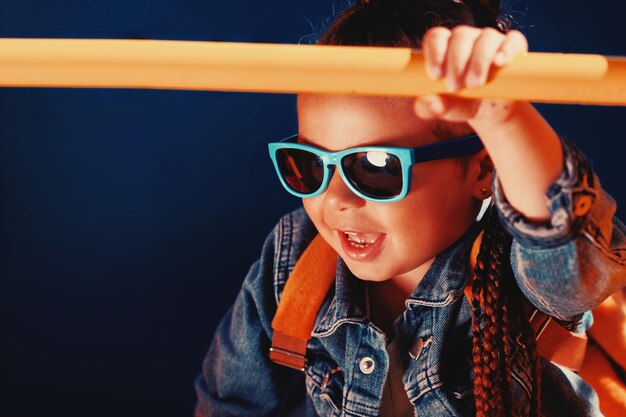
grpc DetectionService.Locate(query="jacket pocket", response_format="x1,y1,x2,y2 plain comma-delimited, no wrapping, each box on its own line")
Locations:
441,373,475,416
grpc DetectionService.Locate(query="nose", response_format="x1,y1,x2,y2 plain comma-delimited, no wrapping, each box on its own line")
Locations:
323,167,365,210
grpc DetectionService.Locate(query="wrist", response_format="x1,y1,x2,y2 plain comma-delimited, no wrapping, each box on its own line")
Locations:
467,101,564,222
468,100,530,135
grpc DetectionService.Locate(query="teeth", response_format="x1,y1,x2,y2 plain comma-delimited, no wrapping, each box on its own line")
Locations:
345,232,365,244
344,231,379,245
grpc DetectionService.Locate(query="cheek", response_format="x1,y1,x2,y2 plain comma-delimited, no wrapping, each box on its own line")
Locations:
302,197,326,233
302,197,342,253
382,202,432,246
386,167,469,236
302,198,317,221
410,163,468,208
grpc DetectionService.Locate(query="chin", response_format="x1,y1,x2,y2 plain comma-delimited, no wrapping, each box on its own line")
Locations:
343,262,391,282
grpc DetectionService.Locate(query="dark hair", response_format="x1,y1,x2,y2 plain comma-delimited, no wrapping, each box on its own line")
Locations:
318,0,508,47
317,2,541,416
317,0,510,174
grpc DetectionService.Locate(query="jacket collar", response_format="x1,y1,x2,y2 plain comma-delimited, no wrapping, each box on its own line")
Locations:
312,217,486,335
406,217,485,307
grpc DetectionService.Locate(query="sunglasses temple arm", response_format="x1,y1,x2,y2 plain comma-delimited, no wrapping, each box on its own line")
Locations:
411,135,483,163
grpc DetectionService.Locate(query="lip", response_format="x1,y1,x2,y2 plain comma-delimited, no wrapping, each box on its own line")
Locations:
337,230,386,261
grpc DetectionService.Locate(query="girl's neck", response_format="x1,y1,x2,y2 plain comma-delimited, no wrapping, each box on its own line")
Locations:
366,257,435,338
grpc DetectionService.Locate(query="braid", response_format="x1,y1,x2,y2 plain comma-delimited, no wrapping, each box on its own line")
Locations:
471,206,542,416
472,231,491,417
517,302,543,417
472,207,507,416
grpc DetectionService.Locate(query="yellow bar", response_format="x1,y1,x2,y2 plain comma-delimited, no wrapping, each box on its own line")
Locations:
0,38,624,105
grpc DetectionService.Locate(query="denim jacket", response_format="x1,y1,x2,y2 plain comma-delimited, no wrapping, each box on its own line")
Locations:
195,139,626,417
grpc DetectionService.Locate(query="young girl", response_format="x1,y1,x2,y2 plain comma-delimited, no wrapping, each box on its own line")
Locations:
195,0,626,416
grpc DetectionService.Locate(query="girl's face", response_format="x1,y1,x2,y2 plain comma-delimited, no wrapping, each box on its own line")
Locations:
297,94,488,286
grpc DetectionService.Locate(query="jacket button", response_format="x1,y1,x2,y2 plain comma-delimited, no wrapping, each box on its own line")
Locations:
359,357,375,374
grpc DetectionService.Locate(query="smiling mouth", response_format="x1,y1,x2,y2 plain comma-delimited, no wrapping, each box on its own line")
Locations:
337,230,386,261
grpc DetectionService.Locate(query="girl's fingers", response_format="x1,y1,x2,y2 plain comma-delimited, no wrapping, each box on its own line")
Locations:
422,27,452,80
414,95,446,119
417,27,529,123
494,30,529,66
414,94,482,122
465,27,505,87
445,25,481,92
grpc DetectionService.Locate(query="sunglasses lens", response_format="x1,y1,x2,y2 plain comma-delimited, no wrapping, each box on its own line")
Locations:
275,148,325,194
341,151,403,199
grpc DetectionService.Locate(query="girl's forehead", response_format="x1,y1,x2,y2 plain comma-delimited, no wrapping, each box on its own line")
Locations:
296,94,438,149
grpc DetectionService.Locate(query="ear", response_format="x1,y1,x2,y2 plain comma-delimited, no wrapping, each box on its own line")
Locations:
468,149,494,199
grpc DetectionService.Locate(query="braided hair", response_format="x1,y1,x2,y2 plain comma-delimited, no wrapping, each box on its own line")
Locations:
316,2,541,416
472,205,542,417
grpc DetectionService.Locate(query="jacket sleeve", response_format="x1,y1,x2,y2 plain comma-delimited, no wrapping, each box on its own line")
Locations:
493,138,626,321
194,223,304,417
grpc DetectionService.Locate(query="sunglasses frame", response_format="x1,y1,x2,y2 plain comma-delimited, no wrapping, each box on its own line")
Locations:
268,133,483,203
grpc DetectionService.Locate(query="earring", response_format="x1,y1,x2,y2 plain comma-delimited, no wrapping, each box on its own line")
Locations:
480,186,488,195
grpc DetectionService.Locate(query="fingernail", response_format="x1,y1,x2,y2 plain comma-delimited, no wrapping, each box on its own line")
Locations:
425,95,445,113
466,74,482,88
427,66,442,80
445,78,460,92
494,52,507,66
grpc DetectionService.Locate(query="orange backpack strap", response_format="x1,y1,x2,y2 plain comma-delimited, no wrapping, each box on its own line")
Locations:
533,313,588,371
468,231,588,372
269,234,337,371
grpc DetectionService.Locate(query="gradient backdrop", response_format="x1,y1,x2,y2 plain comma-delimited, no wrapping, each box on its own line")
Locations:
0,0,624,416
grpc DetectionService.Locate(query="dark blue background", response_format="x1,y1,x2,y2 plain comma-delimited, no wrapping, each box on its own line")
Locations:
0,1,624,416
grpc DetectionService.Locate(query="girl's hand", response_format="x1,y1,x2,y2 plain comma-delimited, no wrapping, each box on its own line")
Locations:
414,25,564,223
414,25,528,124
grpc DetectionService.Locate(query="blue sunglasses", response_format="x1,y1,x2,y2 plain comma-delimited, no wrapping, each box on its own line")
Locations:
268,133,483,203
